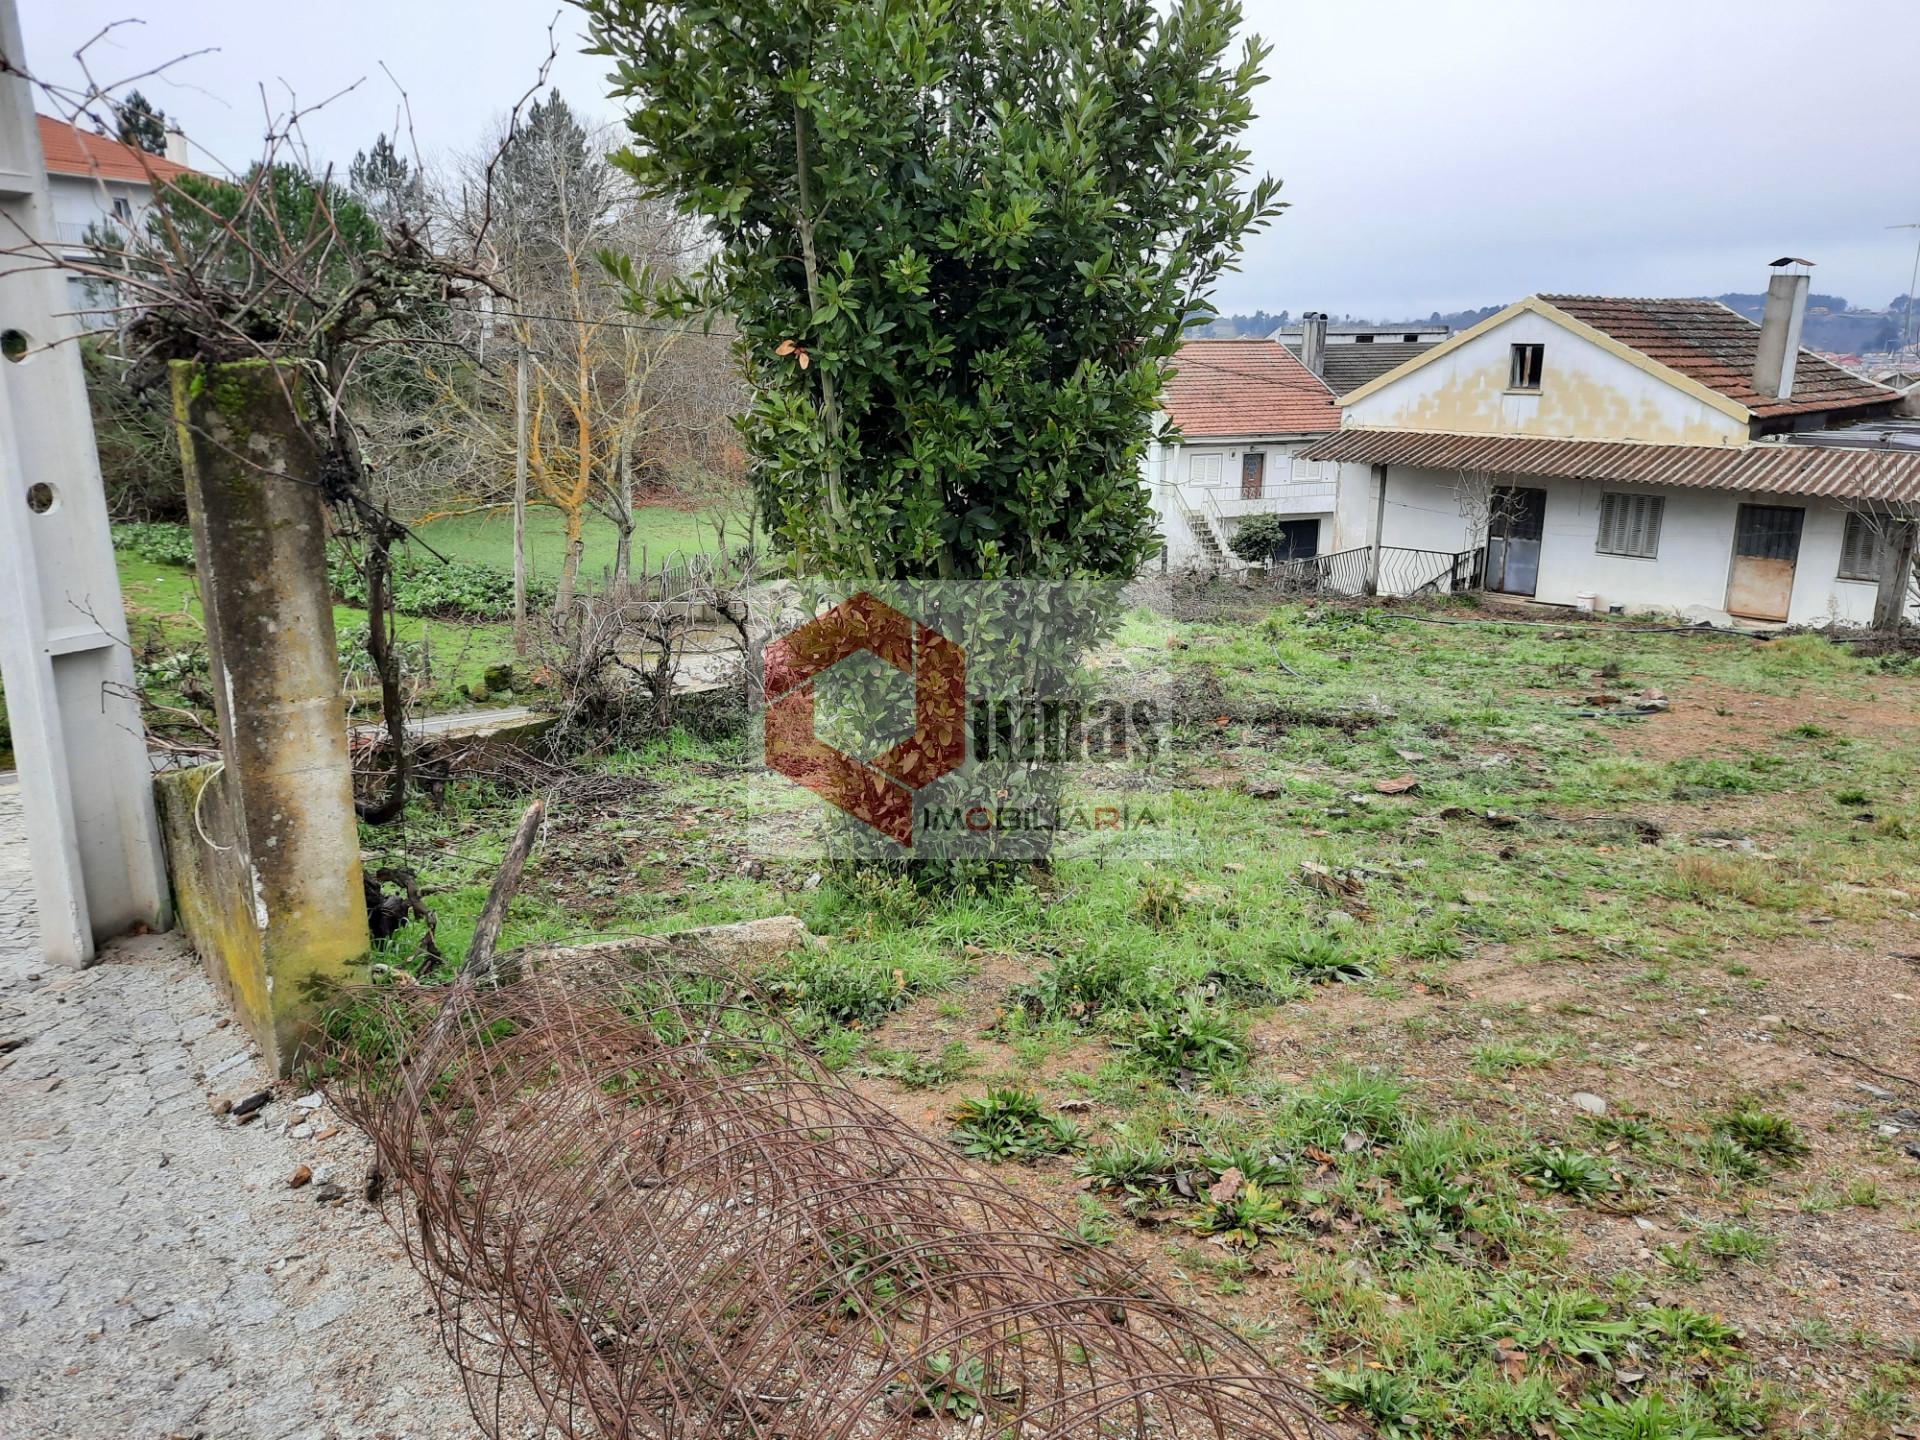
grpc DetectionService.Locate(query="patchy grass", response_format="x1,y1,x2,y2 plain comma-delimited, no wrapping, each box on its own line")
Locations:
348,598,1920,1437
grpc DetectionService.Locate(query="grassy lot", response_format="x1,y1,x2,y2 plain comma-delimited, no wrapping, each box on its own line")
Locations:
359,593,1920,1439
114,549,517,707
0,503,715,767
412,503,721,582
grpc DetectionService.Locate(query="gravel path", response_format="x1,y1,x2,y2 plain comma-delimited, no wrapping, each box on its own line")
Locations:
0,777,482,1439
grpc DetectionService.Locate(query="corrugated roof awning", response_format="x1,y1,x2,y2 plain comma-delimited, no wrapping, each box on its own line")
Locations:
1299,428,1920,504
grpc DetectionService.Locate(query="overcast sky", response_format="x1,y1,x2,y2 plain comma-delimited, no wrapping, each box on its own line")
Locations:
21,0,1920,320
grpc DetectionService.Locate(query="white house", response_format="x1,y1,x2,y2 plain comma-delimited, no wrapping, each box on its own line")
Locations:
1144,334,1374,570
37,114,194,330
1301,269,1920,626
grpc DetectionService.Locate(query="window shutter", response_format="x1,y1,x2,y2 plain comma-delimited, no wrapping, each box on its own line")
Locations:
1597,492,1663,558
1840,513,1882,581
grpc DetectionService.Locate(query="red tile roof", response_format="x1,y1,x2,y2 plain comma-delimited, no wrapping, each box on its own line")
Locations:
36,114,194,186
1542,294,1897,421
1159,338,1340,436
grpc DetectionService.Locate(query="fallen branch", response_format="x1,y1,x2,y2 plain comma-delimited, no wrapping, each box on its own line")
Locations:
462,797,545,981
1787,1023,1918,1090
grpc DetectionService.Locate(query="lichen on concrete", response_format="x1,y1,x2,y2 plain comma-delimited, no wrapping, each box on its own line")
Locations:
165,359,371,1073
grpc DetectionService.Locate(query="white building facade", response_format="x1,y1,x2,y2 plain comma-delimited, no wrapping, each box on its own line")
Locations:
37,114,194,330
1144,338,1373,571
1303,281,1920,626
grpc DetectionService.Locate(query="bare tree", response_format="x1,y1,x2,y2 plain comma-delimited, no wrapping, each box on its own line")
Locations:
2,38,554,824
1843,500,1920,629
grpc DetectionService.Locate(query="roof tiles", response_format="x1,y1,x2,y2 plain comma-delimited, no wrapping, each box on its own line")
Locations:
1160,339,1340,437
1542,294,1896,420
37,114,193,186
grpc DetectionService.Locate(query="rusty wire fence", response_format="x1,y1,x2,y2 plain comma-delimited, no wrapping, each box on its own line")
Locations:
325,960,1338,1439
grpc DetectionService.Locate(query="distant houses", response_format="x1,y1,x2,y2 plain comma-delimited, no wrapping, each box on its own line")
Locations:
1143,329,1355,571
36,114,195,330
1153,267,1920,627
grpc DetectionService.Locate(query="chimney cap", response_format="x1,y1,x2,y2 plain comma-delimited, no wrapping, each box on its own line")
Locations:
1767,256,1817,269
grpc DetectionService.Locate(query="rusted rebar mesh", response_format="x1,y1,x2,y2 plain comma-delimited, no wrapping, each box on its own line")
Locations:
325,962,1338,1439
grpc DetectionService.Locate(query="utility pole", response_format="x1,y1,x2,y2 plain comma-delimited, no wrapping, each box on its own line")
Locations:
1891,223,1920,361
513,346,529,652
0,1,169,964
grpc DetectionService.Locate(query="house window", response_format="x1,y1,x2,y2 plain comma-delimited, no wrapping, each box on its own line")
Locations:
111,196,132,223
1596,491,1664,558
1240,452,1265,501
1839,511,1883,581
1509,343,1545,391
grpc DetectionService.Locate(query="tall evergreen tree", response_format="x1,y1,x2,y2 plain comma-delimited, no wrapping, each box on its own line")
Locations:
115,90,171,155
349,133,427,227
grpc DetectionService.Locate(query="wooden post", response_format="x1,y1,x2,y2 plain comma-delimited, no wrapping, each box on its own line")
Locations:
513,346,530,652
1874,519,1917,630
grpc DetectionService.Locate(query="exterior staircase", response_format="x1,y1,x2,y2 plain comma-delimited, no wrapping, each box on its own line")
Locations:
1175,496,1232,571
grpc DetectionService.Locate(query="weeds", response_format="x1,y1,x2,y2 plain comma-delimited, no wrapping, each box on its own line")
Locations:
1115,994,1247,1078
1712,1108,1807,1163
948,1088,1085,1163
1518,1146,1618,1199
1315,1368,1421,1440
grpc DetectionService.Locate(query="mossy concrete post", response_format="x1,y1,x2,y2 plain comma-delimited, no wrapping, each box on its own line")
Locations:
167,358,368,1071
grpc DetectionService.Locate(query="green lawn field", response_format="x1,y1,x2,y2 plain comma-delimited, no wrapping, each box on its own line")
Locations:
411,505,721,584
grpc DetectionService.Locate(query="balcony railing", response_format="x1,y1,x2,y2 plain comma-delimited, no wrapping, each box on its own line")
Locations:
1198,480,1341,518
1264,544,1484,598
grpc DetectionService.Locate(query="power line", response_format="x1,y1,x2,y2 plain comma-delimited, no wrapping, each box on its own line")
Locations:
478,305,739,339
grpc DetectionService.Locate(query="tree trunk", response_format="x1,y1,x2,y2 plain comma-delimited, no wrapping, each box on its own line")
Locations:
612,429,635,589
356,529,409,825
512,348,529,654
554,509,586,621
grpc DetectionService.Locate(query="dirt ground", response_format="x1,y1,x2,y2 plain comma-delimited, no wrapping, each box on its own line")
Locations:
834,654,1920,1436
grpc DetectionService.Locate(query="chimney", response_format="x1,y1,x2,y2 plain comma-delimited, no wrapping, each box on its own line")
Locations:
1299,311,1328,377
1752,259,1812,400
163,127,189,167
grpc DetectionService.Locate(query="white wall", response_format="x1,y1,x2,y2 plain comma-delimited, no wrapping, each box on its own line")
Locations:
1345,307,1749,447
1376,465,1912,625
1145,432,1365,568
46,172,153,332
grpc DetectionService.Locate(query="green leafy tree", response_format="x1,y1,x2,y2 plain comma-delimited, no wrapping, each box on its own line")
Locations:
115,90,171,155
585,0,1282,587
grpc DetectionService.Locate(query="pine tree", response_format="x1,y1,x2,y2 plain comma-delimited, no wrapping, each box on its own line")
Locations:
349,134,426,226
115,90,170,155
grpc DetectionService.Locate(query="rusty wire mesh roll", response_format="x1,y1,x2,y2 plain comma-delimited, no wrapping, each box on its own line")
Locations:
325,960,1339,1439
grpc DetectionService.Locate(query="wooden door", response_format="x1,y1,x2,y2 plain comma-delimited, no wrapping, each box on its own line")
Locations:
1726,504,1804,622
1240,452,1266,501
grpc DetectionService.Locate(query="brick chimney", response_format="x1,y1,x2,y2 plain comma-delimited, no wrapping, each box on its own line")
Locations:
1752,260,1812,400
1298,311,1328,377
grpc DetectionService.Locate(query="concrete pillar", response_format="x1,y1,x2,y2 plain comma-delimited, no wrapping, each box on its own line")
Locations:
160,358,368,1071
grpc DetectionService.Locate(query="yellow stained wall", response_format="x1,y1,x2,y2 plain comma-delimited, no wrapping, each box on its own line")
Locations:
1344,310,1747,447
